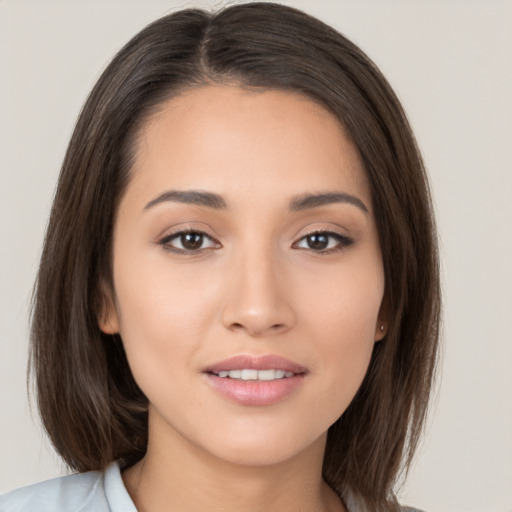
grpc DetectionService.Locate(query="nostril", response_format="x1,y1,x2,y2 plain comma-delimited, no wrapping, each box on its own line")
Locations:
228,321,287,336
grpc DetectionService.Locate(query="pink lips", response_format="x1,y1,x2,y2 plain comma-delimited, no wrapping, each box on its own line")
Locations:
203,355,308,406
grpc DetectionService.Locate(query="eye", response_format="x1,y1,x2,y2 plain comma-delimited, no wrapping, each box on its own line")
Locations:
293,231,354,253
158,230,220,254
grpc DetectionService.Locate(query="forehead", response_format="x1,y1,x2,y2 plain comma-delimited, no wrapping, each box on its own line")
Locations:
127,85,372,211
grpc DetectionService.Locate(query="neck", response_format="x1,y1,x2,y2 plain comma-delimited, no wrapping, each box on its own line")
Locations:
122,412,344,512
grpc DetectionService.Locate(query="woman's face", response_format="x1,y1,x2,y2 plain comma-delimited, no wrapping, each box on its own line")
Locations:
101,85,386,467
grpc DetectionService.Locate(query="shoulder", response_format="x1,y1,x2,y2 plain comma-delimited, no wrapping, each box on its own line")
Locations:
0,462,136,512
0,469,105,512
343,492,426,512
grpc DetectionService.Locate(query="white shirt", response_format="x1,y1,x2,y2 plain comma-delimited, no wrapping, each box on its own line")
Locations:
0,462,423,512
0,462,136,512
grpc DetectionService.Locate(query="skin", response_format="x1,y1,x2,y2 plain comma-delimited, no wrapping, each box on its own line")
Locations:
100,85,387,512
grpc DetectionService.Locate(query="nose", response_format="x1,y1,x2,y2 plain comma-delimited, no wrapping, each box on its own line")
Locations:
220,248,296,337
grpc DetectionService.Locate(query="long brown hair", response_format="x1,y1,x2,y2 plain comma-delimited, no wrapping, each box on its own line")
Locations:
30,3,441,510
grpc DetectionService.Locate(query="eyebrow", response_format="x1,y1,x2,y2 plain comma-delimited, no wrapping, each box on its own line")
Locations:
144,190,227,210
144,189,368,214
289,192,369,214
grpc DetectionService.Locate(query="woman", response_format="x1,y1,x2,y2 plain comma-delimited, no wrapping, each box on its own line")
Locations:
0,3,440,511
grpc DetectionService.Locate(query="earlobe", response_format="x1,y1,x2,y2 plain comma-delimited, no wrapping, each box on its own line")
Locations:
374,322,388,342
97,285,120,335
98,311,119,335
374,294,389,342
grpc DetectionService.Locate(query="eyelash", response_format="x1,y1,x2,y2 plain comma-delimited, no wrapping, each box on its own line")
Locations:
158,229,220,254
158,229,354,255
293,230,354,253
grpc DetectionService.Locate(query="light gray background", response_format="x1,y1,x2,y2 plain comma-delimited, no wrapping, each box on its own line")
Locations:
1,1,511,511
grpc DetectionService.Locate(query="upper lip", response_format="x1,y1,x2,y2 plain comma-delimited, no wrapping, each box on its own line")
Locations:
203,355,308,374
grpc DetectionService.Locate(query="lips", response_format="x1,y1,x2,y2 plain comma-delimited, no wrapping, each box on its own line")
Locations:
203,355,308,406
204,354,308,374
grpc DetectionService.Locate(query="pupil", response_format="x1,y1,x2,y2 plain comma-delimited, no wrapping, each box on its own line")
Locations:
308,234,328,250
182,233,203,250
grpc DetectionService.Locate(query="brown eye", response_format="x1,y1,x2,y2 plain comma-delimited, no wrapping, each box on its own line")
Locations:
159,230,219,253
294,231,354,253
181,232,204,250
305,233,329,250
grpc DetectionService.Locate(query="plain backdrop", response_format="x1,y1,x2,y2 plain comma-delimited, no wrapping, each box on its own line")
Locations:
1,1,511,511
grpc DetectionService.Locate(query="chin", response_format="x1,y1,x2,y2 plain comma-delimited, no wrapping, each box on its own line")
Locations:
197,427,327,468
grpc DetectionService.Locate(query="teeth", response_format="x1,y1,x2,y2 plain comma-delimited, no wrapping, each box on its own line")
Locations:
241,369,258,380
215,369,296,380
258,369,278,381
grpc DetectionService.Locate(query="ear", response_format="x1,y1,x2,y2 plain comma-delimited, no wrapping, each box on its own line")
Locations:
97,282,120,335
374,320,388,342
374,301,389,342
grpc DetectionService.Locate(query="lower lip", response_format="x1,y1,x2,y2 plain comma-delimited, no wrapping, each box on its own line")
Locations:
205,374,305,406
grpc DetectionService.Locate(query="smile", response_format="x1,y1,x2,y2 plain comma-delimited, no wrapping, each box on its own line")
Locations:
204,355,308,406
213,369,295,380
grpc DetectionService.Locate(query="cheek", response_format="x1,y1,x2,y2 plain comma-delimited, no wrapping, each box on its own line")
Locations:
299,260,383,415
113,245,219,334
111,253,224,387
112,270,208,418
301,252,384,345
